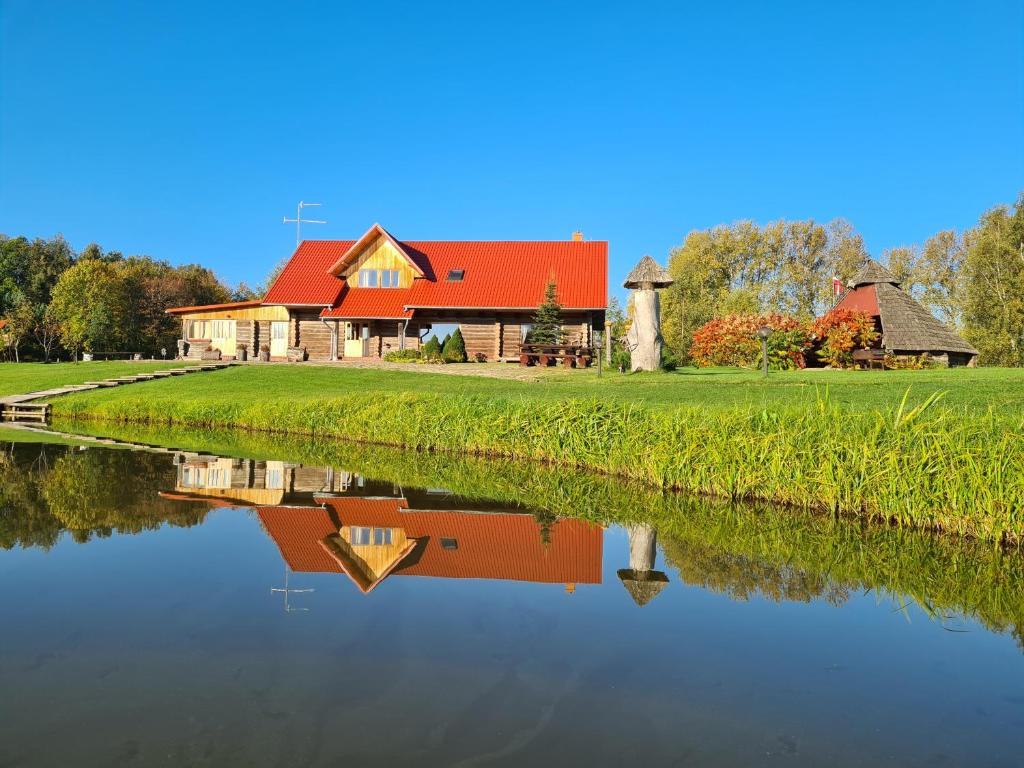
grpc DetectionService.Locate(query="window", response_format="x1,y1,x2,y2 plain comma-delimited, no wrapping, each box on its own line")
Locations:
351,527,371,546
190,320,210,339
447,269,464,282
358,269,400,288
271,322,288,340
373,528,393,545
440,538,458,551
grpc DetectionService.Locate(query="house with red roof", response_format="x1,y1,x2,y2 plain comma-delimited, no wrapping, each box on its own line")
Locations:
167,223,608,361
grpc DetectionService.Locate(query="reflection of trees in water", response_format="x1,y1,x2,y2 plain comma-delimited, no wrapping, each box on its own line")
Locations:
660,535,850,606
0,444,209,547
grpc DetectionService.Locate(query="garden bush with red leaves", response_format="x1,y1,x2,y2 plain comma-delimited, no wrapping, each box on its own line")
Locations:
810,309,879,368
691,314,811,370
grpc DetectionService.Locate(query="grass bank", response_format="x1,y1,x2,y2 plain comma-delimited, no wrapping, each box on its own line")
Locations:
45,365,1024,542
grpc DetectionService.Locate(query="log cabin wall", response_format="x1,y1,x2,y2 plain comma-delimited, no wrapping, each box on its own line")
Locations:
294,311,334,360
458,317,499,360
371,321,421,357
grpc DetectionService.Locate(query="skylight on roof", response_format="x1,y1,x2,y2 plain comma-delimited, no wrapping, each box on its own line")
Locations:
447,269,465,282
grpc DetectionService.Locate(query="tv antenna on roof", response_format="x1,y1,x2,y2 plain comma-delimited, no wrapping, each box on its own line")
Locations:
283,201,326,246
271,567,315,613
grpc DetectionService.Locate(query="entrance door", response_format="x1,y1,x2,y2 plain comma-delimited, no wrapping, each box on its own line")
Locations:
270,322,288,358
344,322,369,358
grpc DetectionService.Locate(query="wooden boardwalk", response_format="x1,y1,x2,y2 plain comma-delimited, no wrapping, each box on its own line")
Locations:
0,363,231,423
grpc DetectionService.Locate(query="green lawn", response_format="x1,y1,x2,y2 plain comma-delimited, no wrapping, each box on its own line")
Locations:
0,361,198,398
30,362,1024,415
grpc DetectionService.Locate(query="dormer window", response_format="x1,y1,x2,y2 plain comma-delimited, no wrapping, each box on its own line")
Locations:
357,269,401,288
447,269,465,282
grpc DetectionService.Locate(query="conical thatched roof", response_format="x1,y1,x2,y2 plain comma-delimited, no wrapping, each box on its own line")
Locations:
623,255,673,289
876,283,978,355
617,568,669,607
849,259,899,288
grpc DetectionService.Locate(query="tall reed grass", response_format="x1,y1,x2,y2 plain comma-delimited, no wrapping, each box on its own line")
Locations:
52,385,1024,541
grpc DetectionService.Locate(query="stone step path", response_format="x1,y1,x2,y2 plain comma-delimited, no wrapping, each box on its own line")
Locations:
0,362,232,422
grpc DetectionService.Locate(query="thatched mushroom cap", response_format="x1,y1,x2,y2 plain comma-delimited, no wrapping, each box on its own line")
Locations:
848,259,899,288
623,255,673,289
617,568,669,607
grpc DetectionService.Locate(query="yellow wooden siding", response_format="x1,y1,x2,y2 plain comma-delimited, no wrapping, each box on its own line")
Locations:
341,235,416,288
177,305,290,322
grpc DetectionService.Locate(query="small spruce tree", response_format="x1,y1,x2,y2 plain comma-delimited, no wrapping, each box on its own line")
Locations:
442,327,467,362
422,335,443,360
530,279,564,344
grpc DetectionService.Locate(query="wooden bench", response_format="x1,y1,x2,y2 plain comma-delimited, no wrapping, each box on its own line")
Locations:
519,343,595,368
852,348,886,370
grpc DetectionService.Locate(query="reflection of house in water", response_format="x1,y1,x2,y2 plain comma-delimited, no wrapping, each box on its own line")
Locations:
259,497,603,593
617,524,669,606
160,454,604,594
159,455,395,508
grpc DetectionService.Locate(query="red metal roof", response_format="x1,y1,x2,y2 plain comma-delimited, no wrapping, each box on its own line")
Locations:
262,231,608,312
833,284,880,316
262,241,352,306
320,286,413,319
164,300,263,315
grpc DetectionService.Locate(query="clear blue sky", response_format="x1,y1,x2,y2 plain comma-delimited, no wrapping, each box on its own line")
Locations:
1,0,1022,297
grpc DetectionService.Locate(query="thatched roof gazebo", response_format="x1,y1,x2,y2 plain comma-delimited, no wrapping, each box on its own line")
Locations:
834,259,978,366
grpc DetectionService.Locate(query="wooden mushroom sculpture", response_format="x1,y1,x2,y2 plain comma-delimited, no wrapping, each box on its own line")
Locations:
623,255,673,372
616,524,669,607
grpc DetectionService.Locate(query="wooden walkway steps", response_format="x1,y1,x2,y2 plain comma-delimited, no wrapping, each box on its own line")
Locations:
0,363,231,423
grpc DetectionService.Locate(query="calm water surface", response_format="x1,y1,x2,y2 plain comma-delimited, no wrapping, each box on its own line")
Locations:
1,434,1022,767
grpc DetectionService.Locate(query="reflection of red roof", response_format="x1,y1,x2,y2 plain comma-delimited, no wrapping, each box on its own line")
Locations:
316,496,603,585
256,506,344,573
255,498,603,588
262,226,607,311
397,510,602,584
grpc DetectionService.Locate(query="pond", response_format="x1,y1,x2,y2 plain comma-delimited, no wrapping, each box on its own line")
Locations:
1,428,1023,767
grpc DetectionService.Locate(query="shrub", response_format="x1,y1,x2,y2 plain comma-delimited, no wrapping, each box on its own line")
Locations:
530,279,565,344
660,348,680,372
421,336,443,361
383,349,421,363
442,328,467,363
474,352,488,363
691,314,810,370
885,352,933,370
810,310,879,368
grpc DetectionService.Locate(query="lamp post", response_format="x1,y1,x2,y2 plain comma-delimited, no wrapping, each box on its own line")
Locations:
756,326,772,378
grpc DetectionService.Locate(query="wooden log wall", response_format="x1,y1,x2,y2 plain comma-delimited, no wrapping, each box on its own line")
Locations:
294,311,334,360
458,318,499,360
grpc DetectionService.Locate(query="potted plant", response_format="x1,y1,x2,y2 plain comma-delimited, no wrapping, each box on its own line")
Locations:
259,343,270,362
237,343,248,362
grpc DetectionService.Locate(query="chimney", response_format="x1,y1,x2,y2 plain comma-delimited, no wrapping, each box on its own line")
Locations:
572,230,584,242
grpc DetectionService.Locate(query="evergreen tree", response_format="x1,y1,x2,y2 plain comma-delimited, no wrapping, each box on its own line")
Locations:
530,279,564,344
422,335,443,360
442,327,467,362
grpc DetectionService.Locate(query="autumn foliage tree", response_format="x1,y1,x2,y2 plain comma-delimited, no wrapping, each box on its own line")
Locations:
810,310,879,368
